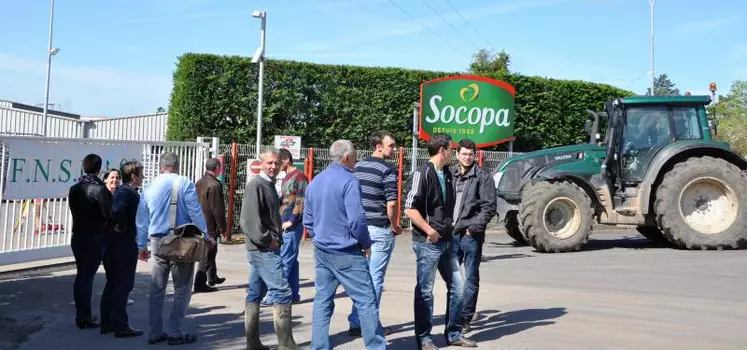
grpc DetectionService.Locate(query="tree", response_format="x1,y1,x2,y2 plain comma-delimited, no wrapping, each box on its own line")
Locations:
645,73,680,96
712,80,747,155
468,49,511,76
714,80,747,119
156,106,166,113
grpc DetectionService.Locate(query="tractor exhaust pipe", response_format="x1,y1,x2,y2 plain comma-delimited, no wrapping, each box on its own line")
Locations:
586,109,601,144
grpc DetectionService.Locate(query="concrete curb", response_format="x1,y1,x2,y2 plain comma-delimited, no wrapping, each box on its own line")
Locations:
0,257,76,280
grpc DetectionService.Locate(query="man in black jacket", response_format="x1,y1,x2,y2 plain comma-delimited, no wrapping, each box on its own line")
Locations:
100,160,145,338
404,133,477,349
451,139,496,333
68,153,111,329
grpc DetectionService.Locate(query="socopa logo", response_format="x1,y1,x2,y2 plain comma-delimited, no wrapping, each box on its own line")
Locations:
419,76,516,148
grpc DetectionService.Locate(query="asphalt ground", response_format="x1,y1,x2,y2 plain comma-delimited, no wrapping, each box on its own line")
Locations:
1,228,746,350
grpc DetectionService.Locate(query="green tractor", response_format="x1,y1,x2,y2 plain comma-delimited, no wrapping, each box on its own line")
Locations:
494,95,747,252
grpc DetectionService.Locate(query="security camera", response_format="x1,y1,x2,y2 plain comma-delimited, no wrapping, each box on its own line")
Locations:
251,47,264,63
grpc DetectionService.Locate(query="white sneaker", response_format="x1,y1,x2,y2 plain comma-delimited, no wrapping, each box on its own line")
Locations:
127,299,134,305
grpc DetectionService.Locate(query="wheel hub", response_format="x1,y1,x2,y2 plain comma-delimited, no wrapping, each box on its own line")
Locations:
678,177,738,235
695,198,709,212
542,197,582,240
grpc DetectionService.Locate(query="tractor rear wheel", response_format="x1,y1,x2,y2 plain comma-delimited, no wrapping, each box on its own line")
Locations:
654,156,747,250
519,181,594,253
503,212,528,245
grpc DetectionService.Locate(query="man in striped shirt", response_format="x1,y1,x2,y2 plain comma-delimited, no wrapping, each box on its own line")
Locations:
347,130,402,337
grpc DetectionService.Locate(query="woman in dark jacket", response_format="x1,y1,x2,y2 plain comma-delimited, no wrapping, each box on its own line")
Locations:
102,169,133,306
99,161,145,338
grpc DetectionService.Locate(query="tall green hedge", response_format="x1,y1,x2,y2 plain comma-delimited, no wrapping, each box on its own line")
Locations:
168,53,633,151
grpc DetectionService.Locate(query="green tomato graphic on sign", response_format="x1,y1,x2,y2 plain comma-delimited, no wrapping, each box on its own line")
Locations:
419,76,516,148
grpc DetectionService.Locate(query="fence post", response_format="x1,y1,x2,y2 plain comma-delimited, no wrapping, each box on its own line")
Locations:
302,148,315,241
397,146,405,228
225,142,239,242
308,147,315,181
478,150,483,168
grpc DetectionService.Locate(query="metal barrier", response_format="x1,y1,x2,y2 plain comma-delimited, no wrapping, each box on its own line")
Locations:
220,143,523,237
0,136,211,266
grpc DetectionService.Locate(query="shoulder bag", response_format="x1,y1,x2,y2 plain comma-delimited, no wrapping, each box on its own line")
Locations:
155,177,209,263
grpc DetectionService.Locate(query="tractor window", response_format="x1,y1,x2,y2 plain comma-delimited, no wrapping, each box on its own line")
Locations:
672,107,701,140
621,106,672,182
624,107,671,150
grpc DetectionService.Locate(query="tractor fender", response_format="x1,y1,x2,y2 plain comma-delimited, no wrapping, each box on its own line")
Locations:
638,144,747,214
534,170,604,214
519,157,578,191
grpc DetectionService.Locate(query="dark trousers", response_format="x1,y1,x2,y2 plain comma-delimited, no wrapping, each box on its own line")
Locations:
194,232,219,287
454,233,483,325
71,233,105,320
100,235,138,331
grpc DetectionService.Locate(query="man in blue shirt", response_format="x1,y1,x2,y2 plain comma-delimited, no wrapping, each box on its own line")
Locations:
136,152,215,346
303,140,387,350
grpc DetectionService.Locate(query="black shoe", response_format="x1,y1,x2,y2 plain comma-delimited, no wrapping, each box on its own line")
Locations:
194,285,219,293
148,333,168,344
448,337,477,347
76,317,100,329
168,333,197,345
100,325,114,334
208,277,226,286
114,327,144,338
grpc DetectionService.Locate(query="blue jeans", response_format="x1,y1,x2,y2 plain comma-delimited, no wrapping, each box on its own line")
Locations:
413,240,465,346
262,223,304,303
348,225,395,329
454,233,482,325
246,249,292,305
311,246,386,350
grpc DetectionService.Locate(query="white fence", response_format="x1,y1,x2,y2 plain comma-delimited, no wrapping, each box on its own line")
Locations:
0,136,212,266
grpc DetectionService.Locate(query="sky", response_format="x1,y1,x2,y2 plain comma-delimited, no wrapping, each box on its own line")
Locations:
1,0,745,117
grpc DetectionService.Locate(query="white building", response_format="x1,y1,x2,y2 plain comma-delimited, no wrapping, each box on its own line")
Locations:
0,100,169,141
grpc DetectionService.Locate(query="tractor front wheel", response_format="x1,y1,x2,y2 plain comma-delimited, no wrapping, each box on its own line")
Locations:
654,156,747,250
519,181,594,253
503,212,528,245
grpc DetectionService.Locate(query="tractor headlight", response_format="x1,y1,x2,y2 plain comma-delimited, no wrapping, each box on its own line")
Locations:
493,172,504,189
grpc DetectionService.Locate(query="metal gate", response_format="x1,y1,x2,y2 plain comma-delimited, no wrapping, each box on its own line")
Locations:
0,136,212,266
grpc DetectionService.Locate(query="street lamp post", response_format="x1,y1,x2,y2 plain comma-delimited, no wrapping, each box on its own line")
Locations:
649,0,656,96
42,0,59,137
251,10,266,157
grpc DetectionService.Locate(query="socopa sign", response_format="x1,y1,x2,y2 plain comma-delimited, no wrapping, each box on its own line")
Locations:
419,75,516,148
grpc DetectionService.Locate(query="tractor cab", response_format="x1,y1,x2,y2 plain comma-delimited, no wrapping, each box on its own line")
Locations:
596,96,714,212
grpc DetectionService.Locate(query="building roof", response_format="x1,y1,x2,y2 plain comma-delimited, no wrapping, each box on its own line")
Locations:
0,99,81,119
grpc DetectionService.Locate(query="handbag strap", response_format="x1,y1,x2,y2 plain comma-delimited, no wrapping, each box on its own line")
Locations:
169,177,180,231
